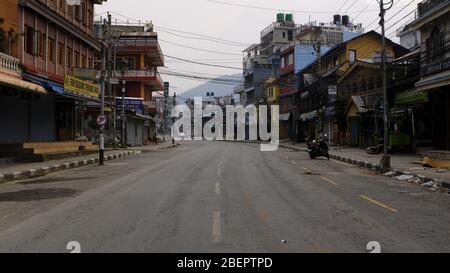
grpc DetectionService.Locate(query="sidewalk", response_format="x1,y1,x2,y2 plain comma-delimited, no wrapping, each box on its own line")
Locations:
0,149,140,184
279,141,450,191
0,141,178,184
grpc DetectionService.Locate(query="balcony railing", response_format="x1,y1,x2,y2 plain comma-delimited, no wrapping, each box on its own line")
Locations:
420,31,450,76
260,21,300,38
418,0,450,17
116,38,159,50
0,52,20,73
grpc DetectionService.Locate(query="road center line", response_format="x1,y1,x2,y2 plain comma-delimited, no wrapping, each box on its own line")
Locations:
283,156,289,160
321,177,338,186
360,195,398,213
212,211,222,244
291,160,298,165
215,182,221,194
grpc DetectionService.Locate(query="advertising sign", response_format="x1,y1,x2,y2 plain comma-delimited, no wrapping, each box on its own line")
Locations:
115,97,144,114
64,75,100,99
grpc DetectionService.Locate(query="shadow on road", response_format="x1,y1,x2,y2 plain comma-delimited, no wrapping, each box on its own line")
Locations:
17,176,97,185
0,188,79,202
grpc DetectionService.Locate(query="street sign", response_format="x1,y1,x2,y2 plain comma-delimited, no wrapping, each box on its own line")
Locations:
96,115,107,126
110,78,119,85
164,82,169,97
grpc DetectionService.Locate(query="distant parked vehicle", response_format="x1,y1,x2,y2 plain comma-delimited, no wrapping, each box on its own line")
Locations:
307,138,330,160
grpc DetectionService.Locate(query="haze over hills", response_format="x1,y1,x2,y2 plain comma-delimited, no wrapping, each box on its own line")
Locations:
179,74,242,100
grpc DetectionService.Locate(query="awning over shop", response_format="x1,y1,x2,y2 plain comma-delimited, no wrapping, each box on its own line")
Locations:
23,72,100,102
279,113,291,121
0,71,47,94
415,70,450,91
394,88,428,105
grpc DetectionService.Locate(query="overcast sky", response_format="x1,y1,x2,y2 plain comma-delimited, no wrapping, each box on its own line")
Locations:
95,0,421,97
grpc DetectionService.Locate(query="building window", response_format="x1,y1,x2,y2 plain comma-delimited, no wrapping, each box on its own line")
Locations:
74,51,80,67
68,5,74,18
48,38,55,63
25,26,36,55
38,32,45,57
75,3,83,22
58,0,65,12
88,58,92,68
58,43,64,66
117,57,136,70
81,55,86,68
349,50,356,63
67,48,73,68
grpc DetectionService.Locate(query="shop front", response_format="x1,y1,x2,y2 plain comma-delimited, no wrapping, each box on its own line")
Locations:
416,66,450,151
0,69,53,143
391,88,432,152
0,51,55,144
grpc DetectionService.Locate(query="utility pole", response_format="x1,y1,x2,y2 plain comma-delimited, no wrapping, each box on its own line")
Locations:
379,0,393,171
98,14,113,165
99,38,106,166
315,26,322,141
121,80,126,147
172,92,176,145
106,13,114,146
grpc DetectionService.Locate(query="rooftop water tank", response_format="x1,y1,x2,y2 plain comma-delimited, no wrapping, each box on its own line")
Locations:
277,13,285,22
333,14,342,25
285,13,293,22
342,15,350,26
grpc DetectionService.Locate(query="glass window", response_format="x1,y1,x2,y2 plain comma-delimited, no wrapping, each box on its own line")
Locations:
58,43,64,66
48,38,55,63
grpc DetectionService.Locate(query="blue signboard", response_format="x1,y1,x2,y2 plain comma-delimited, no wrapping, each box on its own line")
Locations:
115,97,144,114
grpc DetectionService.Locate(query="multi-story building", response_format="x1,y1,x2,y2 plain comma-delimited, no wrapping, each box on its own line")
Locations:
296,30,407,143
236,13,297,106
408,0,450,151
278,16,364,142
0,0,105,161
104,21,164,146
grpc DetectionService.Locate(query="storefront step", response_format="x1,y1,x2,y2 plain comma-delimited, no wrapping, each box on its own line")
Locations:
15,150,99,163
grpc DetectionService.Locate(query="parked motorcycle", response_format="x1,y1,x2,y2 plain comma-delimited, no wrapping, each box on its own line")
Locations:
307,138,330,160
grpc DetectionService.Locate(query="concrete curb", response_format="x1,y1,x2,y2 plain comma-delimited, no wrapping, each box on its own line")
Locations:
279,143,450,193
0,150,141,184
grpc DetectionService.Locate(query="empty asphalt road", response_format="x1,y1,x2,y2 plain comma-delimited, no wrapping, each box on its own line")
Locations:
0,141,449,253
